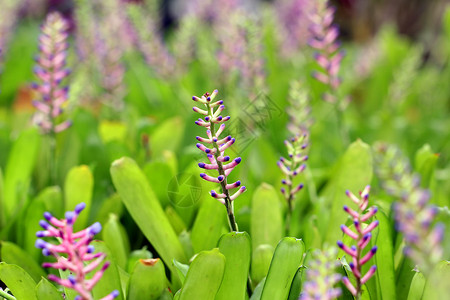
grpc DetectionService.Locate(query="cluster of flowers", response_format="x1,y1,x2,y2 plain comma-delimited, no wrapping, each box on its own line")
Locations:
32,12,71,134
192,89,246,231
337,186,378,297
35,203,118,300
374,143,444,274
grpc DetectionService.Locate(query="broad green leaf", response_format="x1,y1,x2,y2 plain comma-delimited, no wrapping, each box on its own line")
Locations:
287,267,305,300
143,161,174,209
178,230,194,260
117,267,130,297
395,256,416,300
320,140,373,245
216,232,251,300
261,237,305,300
191,193,226,253
0,262,37,300
165,206,187,235
179,249,225,300
422,261,450,299
36,277,63,300
414,144,439,188
102,214,129,269
110,157,187,281
251,244,274,287
24,186,63,260
374,211,396,300
99,120,128,144
127,258,168,300
251,183,283,251
150,117,185,158
90,241,124,300
64,165,93,230
126,247,153,273
3,128,41,218
406,271,425,300
95,193,124,226
173,259,190,285
250,277,266,300
0,241,46,283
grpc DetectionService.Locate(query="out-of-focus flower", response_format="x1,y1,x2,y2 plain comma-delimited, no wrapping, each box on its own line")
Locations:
192,89,246,231
32,12,71,134
278,135,308,224
274,0,313,57
337,186,378,297
35,203,118,300
286,80,313,137
308,1,344,103
300,246,342,300
374,142,444,275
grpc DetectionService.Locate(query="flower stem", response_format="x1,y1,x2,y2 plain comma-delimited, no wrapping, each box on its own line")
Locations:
0,290,16,300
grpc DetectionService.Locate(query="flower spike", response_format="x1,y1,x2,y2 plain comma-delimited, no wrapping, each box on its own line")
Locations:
36,203,118,300
337,186,378,298
192,89,245,231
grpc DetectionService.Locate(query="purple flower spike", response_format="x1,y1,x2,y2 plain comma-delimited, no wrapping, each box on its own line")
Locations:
192,90,245,231
36,203,117,300
277,134,308,232
300,246,342,300
308,1,343,104
32,12,71,135
337,186,378,298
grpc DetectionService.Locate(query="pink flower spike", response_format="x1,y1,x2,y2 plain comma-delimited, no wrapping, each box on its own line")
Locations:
343,205,359,219
198,162,218,170
361,207,378,222
290,183,304,195
210,190,226,199
215,123,226,137
196,136,212,143
340,225,358,240
346,190,360,205
219,138,235,152
362,220,379,235
337,241,356,257
360,246,377,265
311,71,329,84
342,277,357,296
200,173,224,183
361,266,377,284
100,290,120,300
193,107,208,115
196,143,215,154
226,181,241,189
230,186,246,201
358,233,372,249
223,157,241,170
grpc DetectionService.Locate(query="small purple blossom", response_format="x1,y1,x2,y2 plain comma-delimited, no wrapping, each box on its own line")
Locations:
337,186,378,297
308,1,344,103
32,12,71,134
192,89,245,231
300,247,342,300
35,203,118,300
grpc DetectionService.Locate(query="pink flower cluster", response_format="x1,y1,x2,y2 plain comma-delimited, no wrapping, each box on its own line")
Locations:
35,203,118,300
308,1,344,103
32,12,71,134
192,89,246,231
337,186,378,297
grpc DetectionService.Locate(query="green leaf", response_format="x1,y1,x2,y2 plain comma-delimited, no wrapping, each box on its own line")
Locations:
261,237,305,300
36,277,64,300
251,183,283,251
95,193,124,226
0,241,46,283
414,144,439,188
165,206,187,235
110,157,187,282
0,262,37,300
173,259,190,285
250,277,266,300
191,193,226,253
102,214,130,269
395,256,416,300
250,244,274,287
150,117,185,158
90,241,124,300
374,210,396,300
422,261,450,299
127,258,168,300
406,271,425,300
3,128,41,219
179,249,225,300
320,140,373,245
216,232,252,300
287,267,305,300
64,165,93,231
126,247,153,273
143,161,174,209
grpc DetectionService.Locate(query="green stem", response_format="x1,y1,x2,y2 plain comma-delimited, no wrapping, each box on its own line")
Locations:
0,290,16,300
207,103,239,232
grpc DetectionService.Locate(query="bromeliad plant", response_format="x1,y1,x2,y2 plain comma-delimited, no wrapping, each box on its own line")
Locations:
192,89,246,232
337,186,378,299
35,203,118,300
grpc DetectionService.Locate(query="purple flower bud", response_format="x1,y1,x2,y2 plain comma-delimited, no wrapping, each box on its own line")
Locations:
74,202,86,214
35,239,47,249
65,211,75,224
44,212,52,221
39,220,50,229
88,222,102,235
